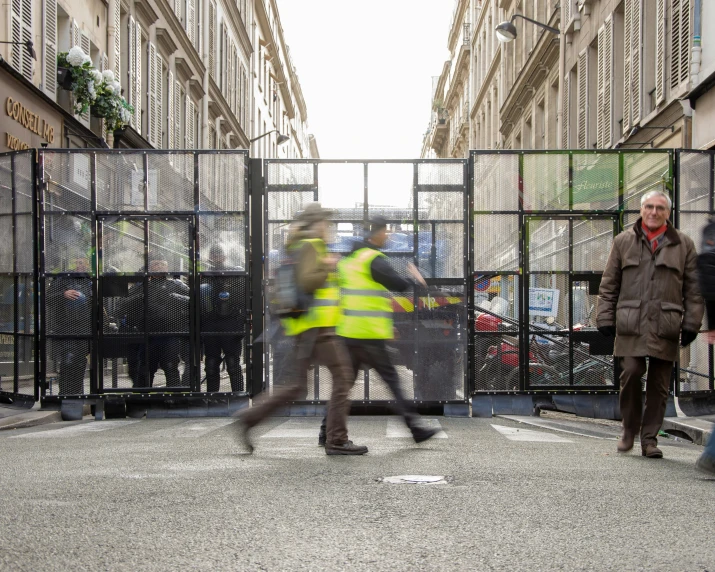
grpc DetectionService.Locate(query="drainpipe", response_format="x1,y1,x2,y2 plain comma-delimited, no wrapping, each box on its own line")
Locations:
691,0,702,85
202,0,210,148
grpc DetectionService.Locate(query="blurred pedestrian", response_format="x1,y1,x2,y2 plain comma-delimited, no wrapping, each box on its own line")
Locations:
237,203,367,455
317,215,439,446
597,190,703,458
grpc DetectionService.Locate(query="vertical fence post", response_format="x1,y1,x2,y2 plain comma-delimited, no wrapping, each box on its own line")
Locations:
249,158,264,397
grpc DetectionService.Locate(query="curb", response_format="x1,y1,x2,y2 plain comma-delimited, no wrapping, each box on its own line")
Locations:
0,410,62,431
662,418,714,446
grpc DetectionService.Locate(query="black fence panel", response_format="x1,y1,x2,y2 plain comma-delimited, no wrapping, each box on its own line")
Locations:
0,150,36,402
263,159,469,405
38,149,249,399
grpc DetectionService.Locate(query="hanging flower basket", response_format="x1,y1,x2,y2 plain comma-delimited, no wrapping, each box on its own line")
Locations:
57,67,73,90
56,48,133,130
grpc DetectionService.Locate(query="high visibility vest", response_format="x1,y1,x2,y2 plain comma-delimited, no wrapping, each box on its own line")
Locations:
287,238,340,336
336,248,393,340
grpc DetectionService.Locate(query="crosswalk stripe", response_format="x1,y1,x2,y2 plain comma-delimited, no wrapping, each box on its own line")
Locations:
148,419,235,439
491,424,573,443
386,417,447,439
11,419,140,438
261,418,321,439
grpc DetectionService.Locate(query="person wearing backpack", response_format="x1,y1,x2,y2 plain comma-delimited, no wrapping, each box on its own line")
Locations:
315,215,440,446
237,203,368,455
695,218,715,475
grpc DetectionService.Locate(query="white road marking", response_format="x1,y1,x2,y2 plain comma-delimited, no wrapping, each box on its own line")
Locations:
261,418,322,439
491,424,573,443
12,419,140,438
386,417,447,438
148,418,235,439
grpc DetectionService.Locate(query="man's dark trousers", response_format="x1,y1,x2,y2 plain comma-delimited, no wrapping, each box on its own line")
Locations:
619,356,673,446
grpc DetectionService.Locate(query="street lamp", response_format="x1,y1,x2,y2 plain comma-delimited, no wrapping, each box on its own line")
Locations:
249,129,290,145
495,15,560,43
0,40,37,60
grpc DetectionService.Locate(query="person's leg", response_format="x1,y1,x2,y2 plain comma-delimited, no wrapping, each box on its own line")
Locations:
203,338,222,392
161,338,182,387
319,342,361,446
618,356,647,450
223,335,244,392
323,334,365,450
640,356,674,452
240,333,309,429
58,340,88,395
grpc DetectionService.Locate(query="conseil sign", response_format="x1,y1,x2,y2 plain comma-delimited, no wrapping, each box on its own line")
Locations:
1,71,62,152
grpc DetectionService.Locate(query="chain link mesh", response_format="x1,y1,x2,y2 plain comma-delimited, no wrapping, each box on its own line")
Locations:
473,154,518,211
572,153,619,210
523,154,569,210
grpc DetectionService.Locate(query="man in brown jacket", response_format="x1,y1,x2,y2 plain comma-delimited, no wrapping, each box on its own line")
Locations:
597,190,703,458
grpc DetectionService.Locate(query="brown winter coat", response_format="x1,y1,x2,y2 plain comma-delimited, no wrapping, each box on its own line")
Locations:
596,218,703,362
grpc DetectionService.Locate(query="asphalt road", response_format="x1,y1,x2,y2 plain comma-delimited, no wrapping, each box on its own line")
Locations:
0,414,712,571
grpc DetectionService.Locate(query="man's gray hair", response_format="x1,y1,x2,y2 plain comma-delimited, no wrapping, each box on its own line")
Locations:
641,190,672,211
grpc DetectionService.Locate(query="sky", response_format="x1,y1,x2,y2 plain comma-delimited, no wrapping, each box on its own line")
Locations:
275,0,454,160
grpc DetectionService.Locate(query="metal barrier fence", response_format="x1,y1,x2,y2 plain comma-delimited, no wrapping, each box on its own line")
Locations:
0,150,36,403
1,149,714,406
471,150,676,394
37,149,250,398
263,159,469,404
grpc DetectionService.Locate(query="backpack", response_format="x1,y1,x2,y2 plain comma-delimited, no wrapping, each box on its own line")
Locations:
272,249,313,318
697,218,715,301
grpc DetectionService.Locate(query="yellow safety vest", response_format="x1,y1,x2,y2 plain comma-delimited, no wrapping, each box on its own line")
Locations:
286,238,340,336
336,248,393,340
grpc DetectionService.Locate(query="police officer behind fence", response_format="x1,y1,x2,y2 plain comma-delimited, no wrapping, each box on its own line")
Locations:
238,203,367,455
47,256,92,395
121,255,190,388
596,190,703,459
317,215,440,445
201,244,246,393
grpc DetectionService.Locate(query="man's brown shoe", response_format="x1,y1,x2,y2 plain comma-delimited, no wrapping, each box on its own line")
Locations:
325,440,368,455
642,444,663,458
616,432,635,453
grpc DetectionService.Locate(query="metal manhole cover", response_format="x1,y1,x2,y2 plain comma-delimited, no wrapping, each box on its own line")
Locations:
378,475,452,485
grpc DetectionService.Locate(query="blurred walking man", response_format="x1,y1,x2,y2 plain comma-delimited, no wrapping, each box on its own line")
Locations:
237,203,367,455
317,216,440,446
597,190,702,458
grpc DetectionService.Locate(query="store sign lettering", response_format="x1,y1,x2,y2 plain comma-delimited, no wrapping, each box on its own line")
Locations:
6,133,30,150
5,96,55,144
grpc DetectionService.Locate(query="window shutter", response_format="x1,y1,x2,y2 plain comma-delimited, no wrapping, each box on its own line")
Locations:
209,1,216,80
134,21,142,135
231,44,236,112
186,97,195,149
12,0,33,81
630,0,642,126
167,71,174,150
209,123,216,150
623,0,632,135
101,53,109,141
671,0,691,90
175,82,183,150
128,16,136,129
655,0,666,105
113,0,121,79
79,32,91,123
562,72,570,149
43,0,58,98
597,16,614,149
563,0,572,28
187,0,196,47
577,49,588,149
156,53,163,148
148,42,157,145
174,0,182,20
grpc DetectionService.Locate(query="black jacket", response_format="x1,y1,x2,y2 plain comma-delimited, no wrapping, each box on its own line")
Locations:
120,278,190,333
47,276,93,335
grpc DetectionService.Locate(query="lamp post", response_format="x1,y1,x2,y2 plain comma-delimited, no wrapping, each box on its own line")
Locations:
495,14,560,42
249,129,290,145
0,40,37,60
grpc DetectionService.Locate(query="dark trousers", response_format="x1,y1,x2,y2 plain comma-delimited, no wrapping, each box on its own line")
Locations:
619,356,673,446
131,338,182,388
204,334,244,392
56,339,89,395
242,328,354,445
319,340,420,436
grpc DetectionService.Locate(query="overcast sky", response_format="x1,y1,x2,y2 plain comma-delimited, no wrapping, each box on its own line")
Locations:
276,1,453,160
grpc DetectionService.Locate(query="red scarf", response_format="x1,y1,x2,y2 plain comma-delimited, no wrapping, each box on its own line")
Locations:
642,222,667,252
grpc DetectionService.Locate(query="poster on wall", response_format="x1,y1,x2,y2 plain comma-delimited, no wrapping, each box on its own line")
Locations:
529,287,560,318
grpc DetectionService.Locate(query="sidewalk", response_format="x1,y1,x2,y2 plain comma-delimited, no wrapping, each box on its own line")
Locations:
663,414,715,446
0,403,61,431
